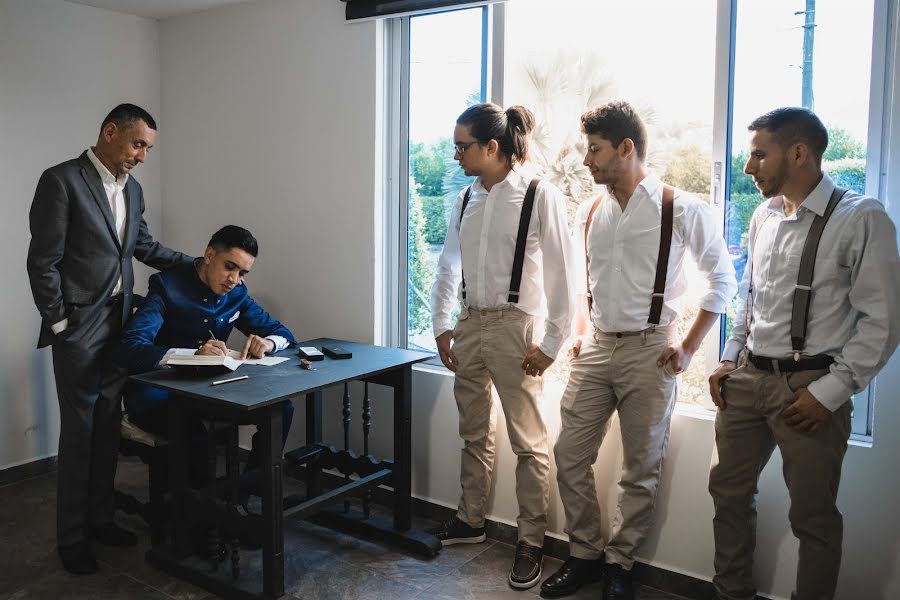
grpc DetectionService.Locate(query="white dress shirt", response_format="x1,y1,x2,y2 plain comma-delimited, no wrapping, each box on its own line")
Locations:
723,173,900,411
431,168,574,358
51,149,128,335
577,175,736,333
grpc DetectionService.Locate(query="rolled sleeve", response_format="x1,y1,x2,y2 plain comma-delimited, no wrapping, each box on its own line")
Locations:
537,184,574,359
431,192,465,339
684,199,737,315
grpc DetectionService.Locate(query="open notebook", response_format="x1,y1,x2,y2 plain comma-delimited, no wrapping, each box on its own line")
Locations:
161,348,290,371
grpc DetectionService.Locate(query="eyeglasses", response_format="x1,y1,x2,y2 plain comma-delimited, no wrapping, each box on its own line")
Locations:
453,141,481,154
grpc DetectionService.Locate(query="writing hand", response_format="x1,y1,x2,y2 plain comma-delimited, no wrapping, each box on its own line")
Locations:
196,339,228,357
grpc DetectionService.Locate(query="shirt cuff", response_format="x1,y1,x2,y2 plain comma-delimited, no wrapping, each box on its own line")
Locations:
539,334,562,360
807,373,854,412
699,293,729,316
433,318,453,340
265,335,289,352
51,318,68,335
721,340,744,363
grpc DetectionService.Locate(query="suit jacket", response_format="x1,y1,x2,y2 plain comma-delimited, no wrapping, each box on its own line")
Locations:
26,150,193,348
114,262,295,413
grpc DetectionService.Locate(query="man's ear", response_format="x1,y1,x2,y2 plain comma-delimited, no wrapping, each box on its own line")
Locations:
100,122,118,143
204,246,215,265
791,143,811,167
486,138,499,156
618,138,636,159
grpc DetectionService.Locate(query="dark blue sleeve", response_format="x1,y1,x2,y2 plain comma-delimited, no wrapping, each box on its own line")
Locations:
113,276,171,371
235,294,294,343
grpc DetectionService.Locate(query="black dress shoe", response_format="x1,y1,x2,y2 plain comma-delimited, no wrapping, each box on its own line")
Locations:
603,564,635,600
58,541,98,575
89,522,138,547
540,556,605,597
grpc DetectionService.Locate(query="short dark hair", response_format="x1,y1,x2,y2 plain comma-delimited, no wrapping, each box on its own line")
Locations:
208,225,258,257
747,107,828,164
456,103,534,166
580,101,648,162
101,103,157,132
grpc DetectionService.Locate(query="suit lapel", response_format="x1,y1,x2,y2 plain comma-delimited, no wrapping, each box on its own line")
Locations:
121,181,137,253
78,152,122,252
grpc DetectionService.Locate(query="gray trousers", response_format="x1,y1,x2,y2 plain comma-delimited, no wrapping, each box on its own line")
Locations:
51,302,126,547
708,350,851,600
452,306,550,547
555,327,677,568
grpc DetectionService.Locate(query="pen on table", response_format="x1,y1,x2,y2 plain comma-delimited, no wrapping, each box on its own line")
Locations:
211,375,249,386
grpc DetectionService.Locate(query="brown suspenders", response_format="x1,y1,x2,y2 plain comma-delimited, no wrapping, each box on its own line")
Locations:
650,185,676,324
459,178,541,304
582,185,676,324
583,194,604,313
790,186,847,358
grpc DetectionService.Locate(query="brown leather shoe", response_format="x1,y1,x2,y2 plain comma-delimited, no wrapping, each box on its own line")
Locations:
509,541,543,589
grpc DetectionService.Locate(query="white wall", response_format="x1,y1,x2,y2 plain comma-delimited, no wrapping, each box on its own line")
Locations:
0,0,162,468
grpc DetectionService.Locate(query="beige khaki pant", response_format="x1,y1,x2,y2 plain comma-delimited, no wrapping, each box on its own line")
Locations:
708,349,852,600
555,327,677,568
452,305,550,547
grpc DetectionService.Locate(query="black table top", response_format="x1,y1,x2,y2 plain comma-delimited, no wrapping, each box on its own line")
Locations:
128,338,433,411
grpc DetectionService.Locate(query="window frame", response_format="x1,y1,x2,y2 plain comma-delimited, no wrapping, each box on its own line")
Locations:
383,0,897,440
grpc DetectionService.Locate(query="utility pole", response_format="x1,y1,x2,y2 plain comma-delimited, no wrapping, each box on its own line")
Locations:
798,0,816,110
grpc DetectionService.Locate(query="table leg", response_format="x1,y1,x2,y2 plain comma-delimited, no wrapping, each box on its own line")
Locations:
260,403,284,598
169,397,190,559
393,366,412,531
305,390,323,498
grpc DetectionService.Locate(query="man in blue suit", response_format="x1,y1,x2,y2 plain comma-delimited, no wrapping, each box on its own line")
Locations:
115,225,295,474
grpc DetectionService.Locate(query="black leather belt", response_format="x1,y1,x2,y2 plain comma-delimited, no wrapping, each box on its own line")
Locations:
106,294,125,306
748,351,834,373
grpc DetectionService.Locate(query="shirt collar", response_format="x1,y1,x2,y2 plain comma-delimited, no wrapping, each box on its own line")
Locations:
472,167,528,194
798,173,835,217
87,148,129,186
763,172,834,217
636,173,662,202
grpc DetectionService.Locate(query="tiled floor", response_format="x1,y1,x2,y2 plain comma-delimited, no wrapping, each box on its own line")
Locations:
0,457,690,600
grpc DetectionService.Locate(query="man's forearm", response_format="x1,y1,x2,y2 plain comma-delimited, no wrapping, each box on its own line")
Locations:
682,308,720,352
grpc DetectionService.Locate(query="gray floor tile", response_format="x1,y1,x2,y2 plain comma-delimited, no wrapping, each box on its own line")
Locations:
2,571,170,600
0,461,693,600
285,558,421,600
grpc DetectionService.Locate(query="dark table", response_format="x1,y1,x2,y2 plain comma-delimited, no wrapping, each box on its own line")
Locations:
129,338,436,599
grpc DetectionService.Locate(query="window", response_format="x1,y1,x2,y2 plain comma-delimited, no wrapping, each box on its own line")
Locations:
385,0,893,437
398,7,488,353
725,0,883,438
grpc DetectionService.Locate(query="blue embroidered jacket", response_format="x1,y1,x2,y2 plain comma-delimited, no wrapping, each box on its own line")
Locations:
115,260,294,413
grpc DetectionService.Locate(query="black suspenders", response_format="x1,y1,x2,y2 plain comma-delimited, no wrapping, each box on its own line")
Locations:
459,178,540,305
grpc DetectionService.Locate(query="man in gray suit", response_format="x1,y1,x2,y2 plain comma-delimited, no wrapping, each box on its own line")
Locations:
26,104,192,575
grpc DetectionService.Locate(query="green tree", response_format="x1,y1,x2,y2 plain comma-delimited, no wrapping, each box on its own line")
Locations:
824,125,865,162
407,187,433,335
663,145,711,197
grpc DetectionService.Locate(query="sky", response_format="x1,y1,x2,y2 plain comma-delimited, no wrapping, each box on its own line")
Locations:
408,0,876,151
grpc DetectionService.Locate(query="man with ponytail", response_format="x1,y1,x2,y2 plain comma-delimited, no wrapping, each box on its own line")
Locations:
430,103,574,590
542,101,736,600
